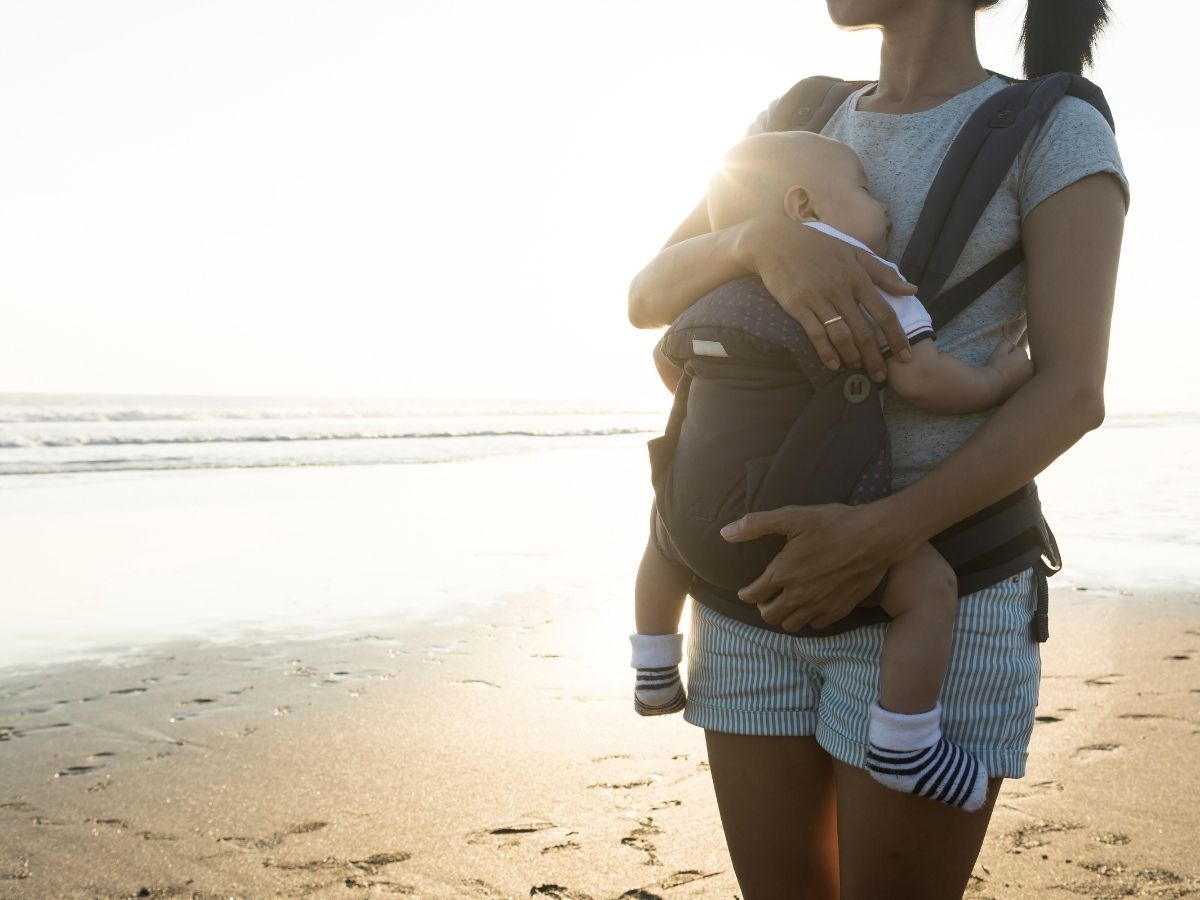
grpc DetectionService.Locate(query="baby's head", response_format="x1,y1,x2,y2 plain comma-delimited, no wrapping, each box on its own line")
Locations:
708,131,890,256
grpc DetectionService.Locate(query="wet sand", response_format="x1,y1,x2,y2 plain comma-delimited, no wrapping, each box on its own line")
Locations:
1,586,1197,899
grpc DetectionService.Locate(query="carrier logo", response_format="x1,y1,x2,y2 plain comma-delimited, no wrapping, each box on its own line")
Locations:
692,339,730,358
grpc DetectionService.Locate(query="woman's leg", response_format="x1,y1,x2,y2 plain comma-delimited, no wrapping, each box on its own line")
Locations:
705,731,839,900
834,759,1002,900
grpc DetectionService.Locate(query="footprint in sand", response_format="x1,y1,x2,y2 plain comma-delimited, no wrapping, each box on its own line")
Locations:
1035,715,1063,724
1008,819,1080,852
5,722,71,740
55,764,101,778
1003,779,1064,800
588,778,658,790
89,817,131,830
612,871,724,899
1072,742,1121,762
218,820,330,852
621,817,663,867
1067,859,1190,896
1117,712,1186,722
529,884,594,900
262,850,410,876
1084,673,1123,687
20,699,71,715
466,820,559,846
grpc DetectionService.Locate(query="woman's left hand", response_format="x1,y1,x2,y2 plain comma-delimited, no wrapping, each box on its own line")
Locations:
720,501,911,632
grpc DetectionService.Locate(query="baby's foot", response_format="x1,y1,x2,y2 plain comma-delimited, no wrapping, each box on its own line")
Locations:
866,702,988,811
630,633,686,716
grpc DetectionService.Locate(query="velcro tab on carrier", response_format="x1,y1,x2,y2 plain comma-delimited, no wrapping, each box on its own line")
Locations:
692,339,729,358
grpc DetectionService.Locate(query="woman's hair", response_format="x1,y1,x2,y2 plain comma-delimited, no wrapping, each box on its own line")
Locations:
976,0,1111,79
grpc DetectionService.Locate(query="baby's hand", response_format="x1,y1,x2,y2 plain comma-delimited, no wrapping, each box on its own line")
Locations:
986,339,1034,401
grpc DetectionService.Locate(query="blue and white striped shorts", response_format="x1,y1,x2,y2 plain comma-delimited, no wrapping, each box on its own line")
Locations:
683,569,1040,778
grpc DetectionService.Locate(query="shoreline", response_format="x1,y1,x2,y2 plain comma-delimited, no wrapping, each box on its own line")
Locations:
2,587,1198,899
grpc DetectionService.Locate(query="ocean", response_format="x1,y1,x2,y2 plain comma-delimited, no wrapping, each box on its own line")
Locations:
1,394,1196,670
0,393,664,475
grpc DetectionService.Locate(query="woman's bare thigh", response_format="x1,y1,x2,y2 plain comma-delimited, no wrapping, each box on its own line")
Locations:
704,731,839,900
833,759,1002,900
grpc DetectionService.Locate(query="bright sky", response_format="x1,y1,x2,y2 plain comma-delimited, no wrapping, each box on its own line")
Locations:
0,2,1187,413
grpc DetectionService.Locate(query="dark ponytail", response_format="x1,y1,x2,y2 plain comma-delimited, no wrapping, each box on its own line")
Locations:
1019,0,1111,78
976,0,1111,79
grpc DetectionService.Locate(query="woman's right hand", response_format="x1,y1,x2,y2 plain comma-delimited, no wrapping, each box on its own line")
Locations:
740,212,918,382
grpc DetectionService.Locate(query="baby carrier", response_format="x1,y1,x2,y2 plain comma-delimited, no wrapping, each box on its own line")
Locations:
649,72,1115,639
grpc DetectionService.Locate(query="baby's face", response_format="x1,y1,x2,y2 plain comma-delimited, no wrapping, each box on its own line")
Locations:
811,143,891,256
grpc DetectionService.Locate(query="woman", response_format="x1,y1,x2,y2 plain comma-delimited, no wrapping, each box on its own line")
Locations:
627,1,1127,897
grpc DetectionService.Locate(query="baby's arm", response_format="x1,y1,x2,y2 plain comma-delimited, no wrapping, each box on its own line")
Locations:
885,337,1033,414
653,337,685,393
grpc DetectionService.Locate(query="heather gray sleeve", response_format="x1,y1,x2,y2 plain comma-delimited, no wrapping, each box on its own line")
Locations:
1017,95,1130,219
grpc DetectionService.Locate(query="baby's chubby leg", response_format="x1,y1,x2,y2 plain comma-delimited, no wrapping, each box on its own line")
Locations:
867,544,988,811
634,533,692,636
877,542,958,714
630,506,692,716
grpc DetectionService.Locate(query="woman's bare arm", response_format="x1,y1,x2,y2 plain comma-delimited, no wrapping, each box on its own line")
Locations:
627,202,918,383
723,172,1126,631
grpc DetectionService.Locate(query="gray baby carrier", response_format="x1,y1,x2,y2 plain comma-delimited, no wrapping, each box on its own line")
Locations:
650,72,1115,639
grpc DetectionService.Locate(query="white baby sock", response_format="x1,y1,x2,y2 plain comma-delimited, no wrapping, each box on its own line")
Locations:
629,633,686,716
866,701,988,812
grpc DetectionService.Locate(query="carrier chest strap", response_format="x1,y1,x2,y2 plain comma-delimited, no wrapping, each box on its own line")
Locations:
925,243,1025,331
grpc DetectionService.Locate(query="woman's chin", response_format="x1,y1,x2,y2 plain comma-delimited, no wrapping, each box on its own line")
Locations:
824,0,885,30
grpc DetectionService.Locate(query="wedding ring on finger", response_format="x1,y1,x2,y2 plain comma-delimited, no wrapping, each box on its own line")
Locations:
822,315,845,327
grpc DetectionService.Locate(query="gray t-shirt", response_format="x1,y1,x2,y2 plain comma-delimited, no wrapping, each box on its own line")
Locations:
749,75,1129,488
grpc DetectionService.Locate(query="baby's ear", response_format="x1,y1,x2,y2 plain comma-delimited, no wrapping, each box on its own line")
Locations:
783,185,817,222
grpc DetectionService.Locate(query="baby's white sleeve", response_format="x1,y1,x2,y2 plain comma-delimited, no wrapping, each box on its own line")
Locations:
865,290,935,356
860,255,935,355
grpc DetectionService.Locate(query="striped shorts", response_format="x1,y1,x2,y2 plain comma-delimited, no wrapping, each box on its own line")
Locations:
683,569,1041,778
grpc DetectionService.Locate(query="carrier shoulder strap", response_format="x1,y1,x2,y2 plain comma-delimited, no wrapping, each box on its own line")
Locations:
765,76,871,134
907,72,1115,329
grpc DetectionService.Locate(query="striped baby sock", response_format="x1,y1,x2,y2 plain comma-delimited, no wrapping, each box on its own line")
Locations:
629,633,686,716
866,702,988,811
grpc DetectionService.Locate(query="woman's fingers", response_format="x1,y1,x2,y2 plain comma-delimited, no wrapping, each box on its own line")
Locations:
779,604,817,633
757,225,919,377
855,251,914,356
858,249,918,296
738,566,780,607
819,313,863,371
791,307,844,371
721,506,798,543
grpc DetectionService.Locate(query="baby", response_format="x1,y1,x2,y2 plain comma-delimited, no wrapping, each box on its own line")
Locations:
629,131,1033,812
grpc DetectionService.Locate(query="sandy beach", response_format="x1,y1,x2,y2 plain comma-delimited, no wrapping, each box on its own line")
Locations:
2,587,1198,898
2,439,1198,898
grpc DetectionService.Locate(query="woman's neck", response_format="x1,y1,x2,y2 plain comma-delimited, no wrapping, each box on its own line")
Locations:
859,10,988,114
